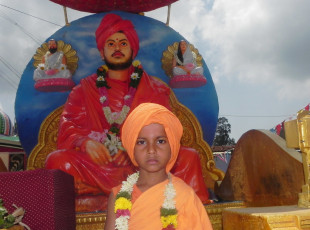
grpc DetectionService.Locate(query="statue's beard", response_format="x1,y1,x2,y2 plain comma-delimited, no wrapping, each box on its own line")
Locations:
49,48,57,54
104,56,133,70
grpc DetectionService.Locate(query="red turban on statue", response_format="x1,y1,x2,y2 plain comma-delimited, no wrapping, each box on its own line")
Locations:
121,103,183,172
95,14,139,59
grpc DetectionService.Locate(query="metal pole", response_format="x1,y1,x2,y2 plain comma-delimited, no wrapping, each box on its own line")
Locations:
166,4,171,26
63,6,70,26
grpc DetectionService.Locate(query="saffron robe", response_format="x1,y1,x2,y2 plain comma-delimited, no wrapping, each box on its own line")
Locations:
46,70,209,208
112,175,213,230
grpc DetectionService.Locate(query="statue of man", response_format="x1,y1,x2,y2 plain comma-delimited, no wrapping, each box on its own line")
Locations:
45,14,209,212
33,39,72,81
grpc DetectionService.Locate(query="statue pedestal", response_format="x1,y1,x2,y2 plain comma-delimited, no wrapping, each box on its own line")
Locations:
34,78,75,92
222,205,310,230
169,74,207,88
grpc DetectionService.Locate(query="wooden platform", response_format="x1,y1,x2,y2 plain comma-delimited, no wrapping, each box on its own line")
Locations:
222,205,310,230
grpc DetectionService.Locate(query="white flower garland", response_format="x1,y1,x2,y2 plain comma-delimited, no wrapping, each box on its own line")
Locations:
96,61,143,126
103,105,131,125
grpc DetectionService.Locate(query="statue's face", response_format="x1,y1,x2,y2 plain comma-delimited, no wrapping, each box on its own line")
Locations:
48,40,57,49
180,41,187,53
101,32,133,69
48,40,57,54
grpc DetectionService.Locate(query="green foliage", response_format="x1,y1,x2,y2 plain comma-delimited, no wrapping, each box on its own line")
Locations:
109,126,120,135
115,191,131,200
160,207,178,216
96,66,111,89
0,198,16,229
213,117,235,146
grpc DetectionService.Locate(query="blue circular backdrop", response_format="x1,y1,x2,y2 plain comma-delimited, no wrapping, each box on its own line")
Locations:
15,11,219,155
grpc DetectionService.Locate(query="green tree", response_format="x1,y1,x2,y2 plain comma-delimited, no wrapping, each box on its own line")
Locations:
213,117,235,146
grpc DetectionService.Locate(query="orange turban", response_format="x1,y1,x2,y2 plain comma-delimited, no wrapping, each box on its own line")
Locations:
121,103,183,172
95,14,139,59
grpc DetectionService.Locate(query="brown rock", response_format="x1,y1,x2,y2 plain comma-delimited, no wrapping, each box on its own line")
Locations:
215,129,304,207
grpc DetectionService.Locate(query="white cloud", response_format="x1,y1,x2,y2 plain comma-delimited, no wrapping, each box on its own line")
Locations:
276,78,310,100
195,0,310,86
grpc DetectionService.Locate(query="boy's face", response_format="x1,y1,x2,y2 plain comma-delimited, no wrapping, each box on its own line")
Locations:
134,123,171,174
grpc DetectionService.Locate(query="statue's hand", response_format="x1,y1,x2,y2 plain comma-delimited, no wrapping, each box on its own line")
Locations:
113,150,130,166
181,66,191,74
85,140,112,165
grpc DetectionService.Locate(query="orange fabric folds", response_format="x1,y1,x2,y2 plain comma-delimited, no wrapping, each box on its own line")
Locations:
112,175,213,230
121,103,183,172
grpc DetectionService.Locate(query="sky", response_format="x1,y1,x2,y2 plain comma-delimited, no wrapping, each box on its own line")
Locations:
0,0,309,142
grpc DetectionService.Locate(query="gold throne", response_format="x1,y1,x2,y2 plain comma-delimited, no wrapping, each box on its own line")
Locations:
27,90,225,229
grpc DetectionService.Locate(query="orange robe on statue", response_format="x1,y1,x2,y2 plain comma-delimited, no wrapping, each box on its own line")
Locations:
112,175,213,230
45,69,209,210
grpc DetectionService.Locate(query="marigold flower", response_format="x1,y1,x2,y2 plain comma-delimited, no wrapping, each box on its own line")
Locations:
132,60,141,67
160,215,178,228
102,65,108,71
114,197,132,213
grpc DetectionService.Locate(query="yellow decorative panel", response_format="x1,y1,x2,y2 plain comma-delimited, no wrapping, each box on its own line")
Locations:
284,119,299,149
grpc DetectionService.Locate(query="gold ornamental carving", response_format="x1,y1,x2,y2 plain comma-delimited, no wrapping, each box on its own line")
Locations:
284,109,310,208
297,110,310,208
27,106,63,170
169,91,224,188
206,201,245,230
76,212,106,230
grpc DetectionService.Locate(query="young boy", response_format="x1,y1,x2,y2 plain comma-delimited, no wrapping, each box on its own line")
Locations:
104,103,213,230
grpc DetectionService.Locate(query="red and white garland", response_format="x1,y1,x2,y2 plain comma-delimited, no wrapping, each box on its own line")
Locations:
96,60,143,126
